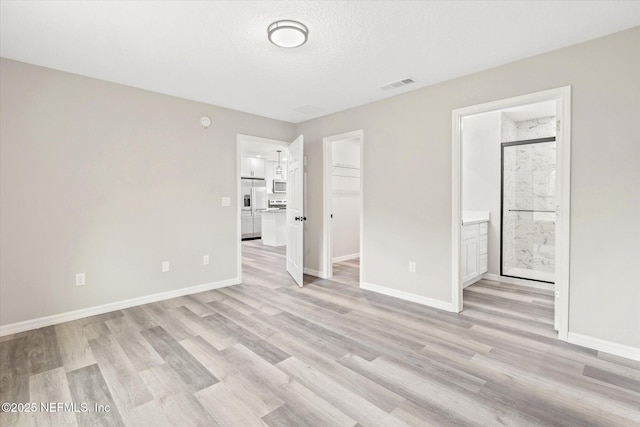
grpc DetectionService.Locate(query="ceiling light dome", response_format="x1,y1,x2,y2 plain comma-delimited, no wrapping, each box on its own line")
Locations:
268,20,308,48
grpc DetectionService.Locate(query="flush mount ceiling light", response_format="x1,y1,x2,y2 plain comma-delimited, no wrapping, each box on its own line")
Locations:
268,20,308,48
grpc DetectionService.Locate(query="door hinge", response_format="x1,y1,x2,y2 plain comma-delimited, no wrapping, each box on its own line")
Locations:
330,214,333,219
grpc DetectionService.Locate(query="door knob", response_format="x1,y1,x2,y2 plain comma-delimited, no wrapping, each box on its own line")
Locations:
295,216,300,221
302,216,307,221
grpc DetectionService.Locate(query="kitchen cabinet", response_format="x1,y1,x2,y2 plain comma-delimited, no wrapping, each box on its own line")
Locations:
261,210,286,246
461,214,489,288
241,157,265,178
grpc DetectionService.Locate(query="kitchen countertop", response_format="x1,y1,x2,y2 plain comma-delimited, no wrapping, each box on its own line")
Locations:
260,208,286,213
462,211,490,225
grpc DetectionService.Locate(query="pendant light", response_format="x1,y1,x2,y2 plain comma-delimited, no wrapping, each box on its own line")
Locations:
275,150,282,175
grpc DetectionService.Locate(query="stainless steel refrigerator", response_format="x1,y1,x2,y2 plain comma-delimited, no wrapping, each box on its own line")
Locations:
241,178,267,240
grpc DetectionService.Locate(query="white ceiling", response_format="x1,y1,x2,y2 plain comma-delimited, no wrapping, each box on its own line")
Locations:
1,1,639,124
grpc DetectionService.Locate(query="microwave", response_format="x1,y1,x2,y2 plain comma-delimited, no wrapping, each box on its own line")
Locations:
273,180,286,193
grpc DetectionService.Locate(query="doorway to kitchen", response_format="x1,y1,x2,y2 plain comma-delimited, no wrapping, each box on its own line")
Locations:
323,130,363,285
237,134,293,285
451,87,571,341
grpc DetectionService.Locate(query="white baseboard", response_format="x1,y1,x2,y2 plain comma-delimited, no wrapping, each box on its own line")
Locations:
332,253,360,263
482,273,554,291
361,282,454,312
303,268,328,279
568,332,640,362
0,277,240,337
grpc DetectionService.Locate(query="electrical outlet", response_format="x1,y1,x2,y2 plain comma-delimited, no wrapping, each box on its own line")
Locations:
76,273,86,286
203,255,210,265
162,261,170,272
409,262,416,273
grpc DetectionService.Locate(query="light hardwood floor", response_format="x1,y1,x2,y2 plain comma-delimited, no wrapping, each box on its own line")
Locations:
1,239,639,426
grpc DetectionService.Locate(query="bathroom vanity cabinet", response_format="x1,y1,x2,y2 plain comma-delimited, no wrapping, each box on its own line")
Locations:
462,212,489,288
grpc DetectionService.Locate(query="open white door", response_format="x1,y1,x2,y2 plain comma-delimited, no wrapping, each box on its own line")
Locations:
286,135,304,287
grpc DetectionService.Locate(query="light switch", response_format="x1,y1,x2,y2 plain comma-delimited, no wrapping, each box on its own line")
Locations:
221,197,231,207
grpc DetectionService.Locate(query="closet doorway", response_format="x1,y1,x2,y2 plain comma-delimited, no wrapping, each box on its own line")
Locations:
323,130,363,284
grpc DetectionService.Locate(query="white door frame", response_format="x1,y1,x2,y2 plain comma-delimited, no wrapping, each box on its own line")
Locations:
451,86,571,341
322,130,364,283
236,134,290,283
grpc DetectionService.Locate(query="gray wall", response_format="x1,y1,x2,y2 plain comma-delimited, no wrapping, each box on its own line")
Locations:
462,112,501,276
295,27,640,348
0,58,294,325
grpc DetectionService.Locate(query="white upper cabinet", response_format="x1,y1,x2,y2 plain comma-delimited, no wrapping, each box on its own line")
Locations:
241,157,265,178
241,157,251,177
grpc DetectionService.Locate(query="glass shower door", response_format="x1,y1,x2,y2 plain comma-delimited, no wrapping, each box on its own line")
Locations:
501,137,556,283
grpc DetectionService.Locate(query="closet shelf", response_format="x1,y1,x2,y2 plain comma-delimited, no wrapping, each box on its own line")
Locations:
332,163,360,170
331,163,360,178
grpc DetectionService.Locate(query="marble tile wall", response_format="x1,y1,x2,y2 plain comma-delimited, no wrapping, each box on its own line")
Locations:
516,116,556,140
501,115,518,142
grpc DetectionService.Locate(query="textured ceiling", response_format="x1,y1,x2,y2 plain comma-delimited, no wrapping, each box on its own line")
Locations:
1,1,639,123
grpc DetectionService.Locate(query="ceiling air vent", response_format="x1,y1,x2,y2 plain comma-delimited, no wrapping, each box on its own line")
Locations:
380,77,416,91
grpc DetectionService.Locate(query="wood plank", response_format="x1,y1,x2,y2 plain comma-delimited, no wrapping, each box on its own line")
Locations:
121,400,170,427
261,404,314,427
138,363,192,400
0,337,29,427
338,353,538,426
104,316,164,372
156,393,218,427
66,364,125,427
270,379,357,427
276,356,407,426
88,334,154,413
583,364,640,394
55,321,97,372
195,382,265,426
28,366,78,427
140,326,218,392
26,326,63,375
265,330,406,413
203,313,290,364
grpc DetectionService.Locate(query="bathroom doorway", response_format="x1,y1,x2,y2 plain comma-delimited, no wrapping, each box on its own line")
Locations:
451,87,571,341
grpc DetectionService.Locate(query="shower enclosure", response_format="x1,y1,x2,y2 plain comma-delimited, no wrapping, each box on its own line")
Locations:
501,137,556,283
